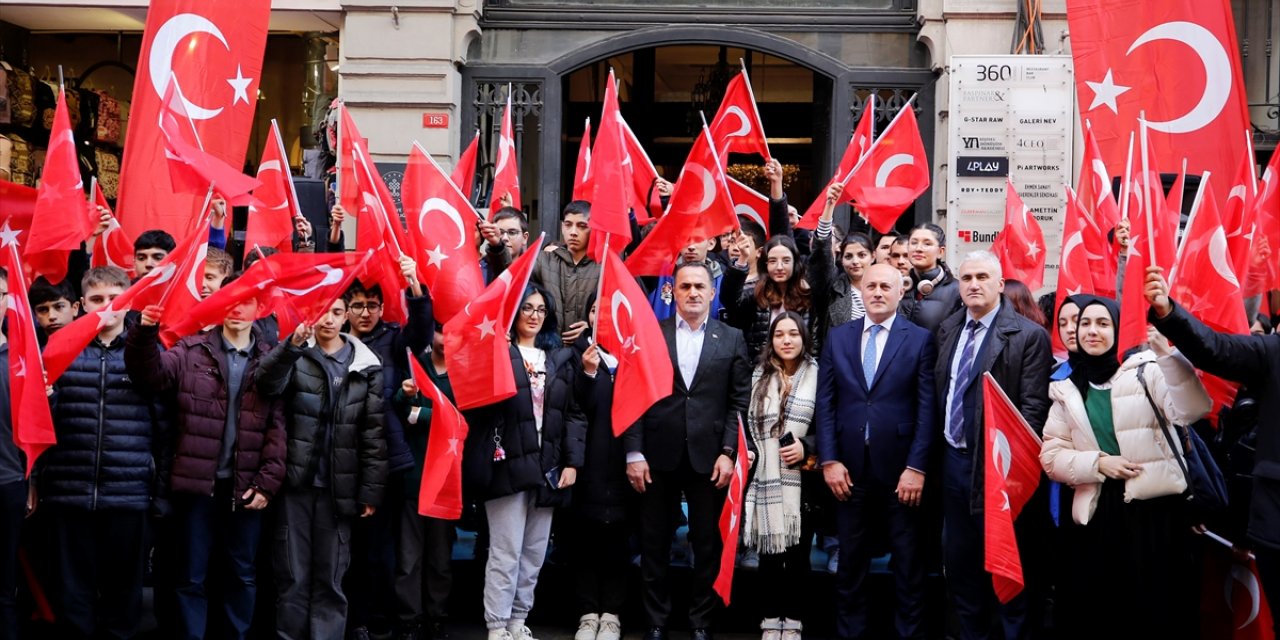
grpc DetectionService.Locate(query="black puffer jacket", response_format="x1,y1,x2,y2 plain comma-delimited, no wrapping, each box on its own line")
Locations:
257,335,389,517
569,339,636,525
900,265,963,333
355,292,433,475
462,345,586,508
721,262,813,363
41,331,166,512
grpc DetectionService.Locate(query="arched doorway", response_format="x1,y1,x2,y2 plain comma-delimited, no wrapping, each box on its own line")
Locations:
461,25,937,237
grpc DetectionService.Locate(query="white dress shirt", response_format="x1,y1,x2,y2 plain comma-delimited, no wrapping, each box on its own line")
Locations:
627,313,708,464
860,313,896,382
944,302,1001,449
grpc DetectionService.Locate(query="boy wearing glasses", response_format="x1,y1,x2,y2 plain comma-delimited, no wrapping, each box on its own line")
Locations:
342,255,434,639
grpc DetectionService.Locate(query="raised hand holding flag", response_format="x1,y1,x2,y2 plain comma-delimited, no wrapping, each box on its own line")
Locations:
89,181,136,277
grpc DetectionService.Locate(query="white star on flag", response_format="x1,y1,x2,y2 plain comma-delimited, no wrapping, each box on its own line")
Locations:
14,356,26,379
0,222,22,248
622,335,639,354
1026,241,1041,260
1085,70,1131,114
227,65,254,105
446,437,461,457
426,245,449,269
96,307,125,329
475,315,497,339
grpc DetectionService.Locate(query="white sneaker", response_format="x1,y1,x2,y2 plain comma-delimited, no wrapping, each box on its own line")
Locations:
760,617,782,640
597,613,621,640
575,614,600,640
487,629,514,640
781,619,802,640
508,624,538,640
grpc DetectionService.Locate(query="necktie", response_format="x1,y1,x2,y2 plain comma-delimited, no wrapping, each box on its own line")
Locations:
863,324,881,443
948,320,983,448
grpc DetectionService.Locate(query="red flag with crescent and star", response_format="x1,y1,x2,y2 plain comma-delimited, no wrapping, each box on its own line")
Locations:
596,251,673,435
26,87,92,285
587,70,633,261
620,118,664,222
490,91,522,212
708,71,771,164
1051,186,1097,356
407,347,470,520
1078,122,1123,281
443,234,544,410
1201,544,1276,640
89,181,136,277
625,126,739,276
726,176,770,239
573,117,593,201
842,105,930,234
157,76,260,204
713,417,749,605
1,235,58,476
982,373,1042,604
402,141,486,325
1248,148,1280,296
991,179,1046,292
245,120,302,254
1065,0,1249,212
118,0,270,240
452,129,480,202
797,96,874,230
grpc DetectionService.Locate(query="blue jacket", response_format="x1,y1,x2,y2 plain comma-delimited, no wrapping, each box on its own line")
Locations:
40,330,167,511
816,316,937,487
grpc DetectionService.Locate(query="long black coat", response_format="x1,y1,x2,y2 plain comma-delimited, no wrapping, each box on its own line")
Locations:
934,299,1052,513
462,345,586,508
256,336,388,517
569,339,636,525
1153,301,1280,550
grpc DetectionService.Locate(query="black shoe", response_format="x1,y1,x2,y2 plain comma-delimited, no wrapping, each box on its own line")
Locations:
428,620,449,640
644,626,668,640
397,621,424,640
349,627,373,640
690,629,713,640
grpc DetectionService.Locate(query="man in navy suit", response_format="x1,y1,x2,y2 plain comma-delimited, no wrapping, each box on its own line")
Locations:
817,263,937,640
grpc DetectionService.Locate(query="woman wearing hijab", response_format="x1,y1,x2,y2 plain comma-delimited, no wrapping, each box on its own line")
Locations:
1051,294,1097,379
1040,298,1211,637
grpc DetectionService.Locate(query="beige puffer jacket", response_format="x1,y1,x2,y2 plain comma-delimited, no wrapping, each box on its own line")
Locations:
1040,350,1211,525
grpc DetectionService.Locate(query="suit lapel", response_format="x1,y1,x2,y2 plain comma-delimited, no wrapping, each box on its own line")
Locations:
869,320,907,392
846,318,869,391
688,320,720,391
663,319,685,393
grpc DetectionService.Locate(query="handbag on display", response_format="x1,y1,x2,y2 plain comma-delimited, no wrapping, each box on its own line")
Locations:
95,148,120,200
94,90,120,144
7,134,33,186
1137,363,1229,520
0,67,9,125
6,67,35,127
36,79,56,131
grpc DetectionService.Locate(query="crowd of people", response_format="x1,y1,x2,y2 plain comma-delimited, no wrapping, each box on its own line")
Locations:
0,163,1277,640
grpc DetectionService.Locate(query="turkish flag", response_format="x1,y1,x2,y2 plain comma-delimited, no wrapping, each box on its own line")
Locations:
726,176,770,239
26,87,91,285
42,207,210,384
843,106,930,234
490,91,522,211
625,127,739,276
451,129,480,202
159,250,373,347
1170,179,1249,335
621,118,664,222
0,181,37,230
1066,0,1249,214
1052,186,1098,355
797,97,874,230
1166,161,1187,215
89,181,136,278
407,348,469,520
1118,162,1178,360
402,141,486,325
708,71,770,163
596,251,673,435
982,373,1043,604
991,179,1047,292
443,234,544,410
1249,149,1280,295
1080,121,1123,235
1224,143,1260,286
588,71,633,261
158,77,261,205
1201,544,1276,640
713,417,749,605
572,117,593,201
244,120,301,253
338,105,411,325
118,0,269,239
1,243,57,476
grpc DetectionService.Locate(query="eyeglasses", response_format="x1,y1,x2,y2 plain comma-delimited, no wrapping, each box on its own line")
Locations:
499,228,524,237
519,305,548,317
349,302,382,314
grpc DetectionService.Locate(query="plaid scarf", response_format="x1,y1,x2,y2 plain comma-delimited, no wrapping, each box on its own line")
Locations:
743,358,816,554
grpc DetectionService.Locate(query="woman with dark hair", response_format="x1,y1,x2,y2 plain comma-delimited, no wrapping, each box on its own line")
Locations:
461,284,586,640
1052,294,1097,378
898,222,961,332
742,311,820,640
1003,279,1047,329
806,183,872,350
723,233,817,362
565,294,634,640
1040,298,1210,638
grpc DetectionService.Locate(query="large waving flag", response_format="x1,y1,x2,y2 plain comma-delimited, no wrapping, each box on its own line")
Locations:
1,235,58,475
843,103,929,233
708,70,770,163
798,94,873,230
712,418,749,605
992,179,1047,292
983,373,1043,604
26,86,92,284
89,181,136,277
596,251,673,434
407,348,469,520
451,129,480,202
157,76,260,205
572,118,593,201
490,90,522,211
587,70,632,261
244,119,302,253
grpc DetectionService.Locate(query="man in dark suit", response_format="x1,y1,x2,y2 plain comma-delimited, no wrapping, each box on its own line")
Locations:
817,263,936,640
933,251,1052,640
624,261,752,640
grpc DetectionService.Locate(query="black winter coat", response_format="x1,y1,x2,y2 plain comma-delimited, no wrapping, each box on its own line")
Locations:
569,339,636,525
462,345,586,508
41,331,166,512
900,266,963,333
355,292,433,475
257,336,389,517
1152,301,1280,550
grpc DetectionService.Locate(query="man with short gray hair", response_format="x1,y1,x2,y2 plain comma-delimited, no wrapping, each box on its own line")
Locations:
933,251,1052,640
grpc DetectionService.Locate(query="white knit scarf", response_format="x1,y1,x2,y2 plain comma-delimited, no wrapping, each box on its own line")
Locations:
743,358,817,554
